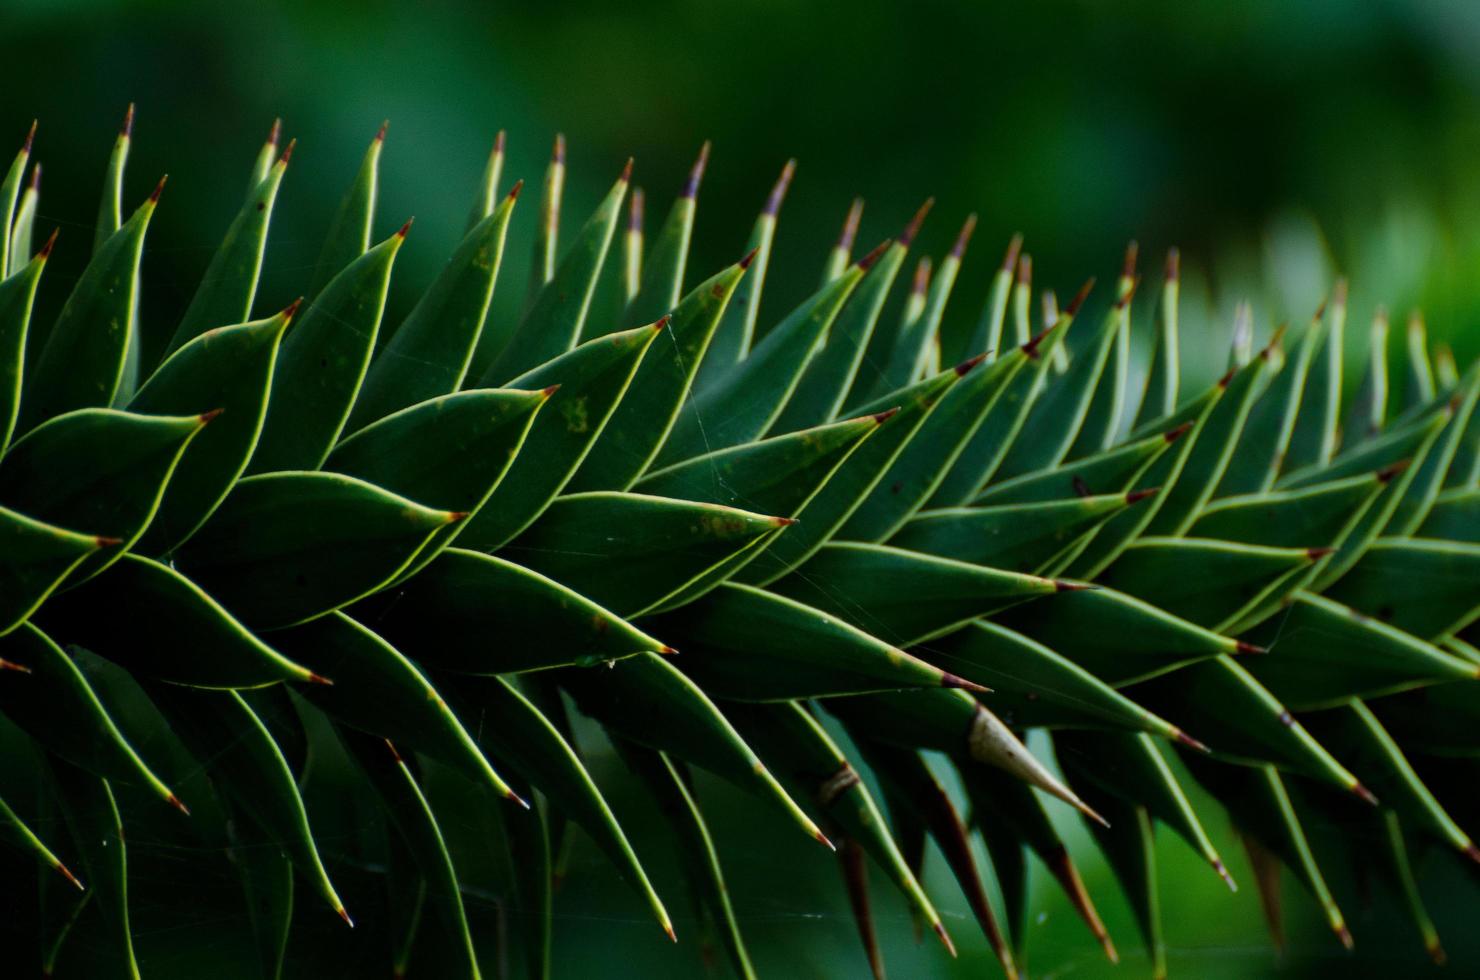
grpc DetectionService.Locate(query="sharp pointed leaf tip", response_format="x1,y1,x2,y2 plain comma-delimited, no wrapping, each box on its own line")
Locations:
1336,923,1355,950
1174,729,1211,753
814,829,837,851
492,130,507,154
166,793,191,817
1213,858,1237,892
857,239,890,271
1122,240,1139,279
933,921,957,958
1053,580,1097,592
198,408,225,425
1165,421,1194,442
540,384,561,398
950,213,978,258
266,118,282,146
664,922,678,943
1352,784,1379,807
0,658,32,673
279,138,296,165
1306,547,1336,560
1065,277,1096,316
552,133,566,164
1021,322,1056,359
681,140,710,198
38,228,59,259
943,672,990,693
1166,246,1181,281
95,535,124,548
1377,458,1411,483
507,178,524,201
955,352,988,375
375,119,389,143
56,862,84,892
872,407,900,424
658,644,680,655
445,511,470,524
764,159,796,215
1464,843,1480,865
619,157,634,183
1003,232,1024,272
120,104,135,138
900,197,935,247
30,161,42,191
332,906,355,928
23,119,37,153
835,197,864,249
652,314,672,332
508,789,532,810
911,257,932,294
1234,640,1267,656
307,672,334,686
771,517,800,527
1217,366,1237,389
739,246,760,270
149,174,168,203
1126,486,1160,504
395,217,414,239
281,296,305,321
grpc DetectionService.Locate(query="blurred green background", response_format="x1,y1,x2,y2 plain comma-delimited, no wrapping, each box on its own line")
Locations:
2,0,1479,977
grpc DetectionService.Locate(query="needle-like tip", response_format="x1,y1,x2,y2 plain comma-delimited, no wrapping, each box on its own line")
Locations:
955,352,988,376
764,159,797,216
1065,277,1096,316
900,197,935,248
56,862,84,892
266,118,282,146
396,217,414,239
619,157,634,183
37,227,59,260
1351,783,1379,807
942,672,990,693
120,104,135,138
375,119,389,143
856,239,890,271
337,906,355,928
1234,640,1267,656
949,213,977,259
1164,420,1194,442
932,921,958,958
508,178,525,201
739,246,760,270
307,672,334,686
1174,729,1211,754
681,140,710,198
149,174,168,203
1002,232,1024,273
872,407,900,424
1126,486,1160,504
279,138,296,166
166,793,192,816
282,297,304,321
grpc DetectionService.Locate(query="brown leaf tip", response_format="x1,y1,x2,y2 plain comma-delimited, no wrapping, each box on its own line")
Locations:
659,644,680,655
1021,322,1055,359
1126,486,1160,504
764,158,797,216
955,352,988,376
374,119,389,143
166,793,192,817
37,227,59,259
149,174,168,203
29,162,42,192
771,517,800,527
95,535,124,548
1053,580,1097,592
681,140,711,198
1335,923,1355,950
911,256,933,294
1306,546,1335,560
856,239,890,272
942,672,989,693
1237,640,1268,656
198,408,225,425
307,672,334,686
266,117,282,146
56,862,84,891
950,213,978,259
552,132,566,165
383,738,404,762
933,921,958,958
1122,240,1139,280
1217,366,1237,389
618,157,634,184
1017,253,1033,285
836,197,864,251
281,296,305,321
508,178,525,201
814,829,837,851
900,197,935,248
664,923,678,944
1065,277,1096,316
279,138,296,166
872,406,900,424
337,907,356,929
1174,729,1212,753
121,104,135,138
494,129,507,154
628,187,644,232
0,658,32,674
396,217,414,239
652,314,673,332
1165,246,1180,282
540,384,561,398
1164,421,1194,442
1352,783,1379,807
739,246,760,270
1002,232,1024,272
23,119,37,153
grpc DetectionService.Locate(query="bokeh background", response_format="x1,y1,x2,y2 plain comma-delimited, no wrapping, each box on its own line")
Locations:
2,0,1480,977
